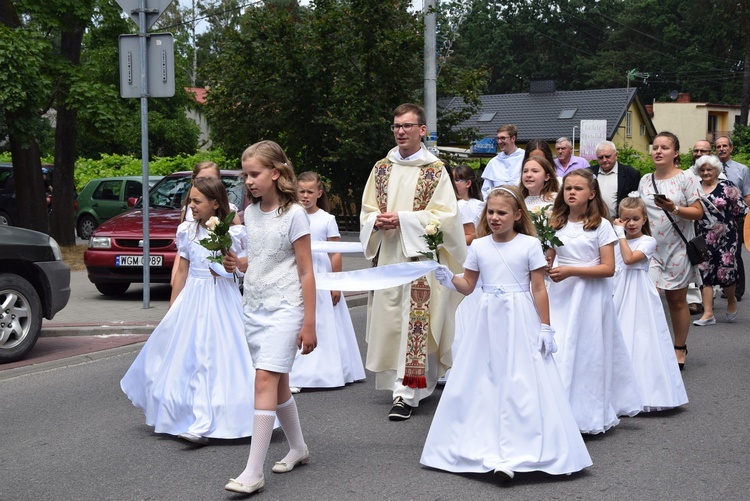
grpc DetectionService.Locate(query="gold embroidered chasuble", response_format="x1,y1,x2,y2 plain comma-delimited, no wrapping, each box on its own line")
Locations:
360,145,466,388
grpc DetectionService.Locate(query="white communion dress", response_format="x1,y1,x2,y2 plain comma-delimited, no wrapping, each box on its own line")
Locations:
121,222,259,439
288,209,365,388
548,220,643,434
421,234,592,475
614,234,688,411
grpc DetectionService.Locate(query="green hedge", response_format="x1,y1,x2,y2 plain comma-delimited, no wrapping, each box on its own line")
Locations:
0,150,237,192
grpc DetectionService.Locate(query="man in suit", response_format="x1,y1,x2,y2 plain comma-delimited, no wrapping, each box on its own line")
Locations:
588,141,641,219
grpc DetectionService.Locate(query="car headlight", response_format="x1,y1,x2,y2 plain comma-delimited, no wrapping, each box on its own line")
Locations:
48,236,63,261
89,236,112,249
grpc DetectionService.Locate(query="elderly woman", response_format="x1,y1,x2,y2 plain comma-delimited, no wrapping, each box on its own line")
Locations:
692,155,749,326
639,132,703,370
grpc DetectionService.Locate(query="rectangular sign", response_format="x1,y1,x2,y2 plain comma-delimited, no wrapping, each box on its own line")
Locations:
119,33,175,98
579,120,607,160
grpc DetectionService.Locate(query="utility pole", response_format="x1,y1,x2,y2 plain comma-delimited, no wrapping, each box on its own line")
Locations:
424,0,437,153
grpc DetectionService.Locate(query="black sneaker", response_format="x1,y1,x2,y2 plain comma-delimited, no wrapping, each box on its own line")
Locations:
388,397,412,421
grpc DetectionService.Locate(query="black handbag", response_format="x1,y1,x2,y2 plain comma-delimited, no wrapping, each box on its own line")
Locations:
651,174,710,266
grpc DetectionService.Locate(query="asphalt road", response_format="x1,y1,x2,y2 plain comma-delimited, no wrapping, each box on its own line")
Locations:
1,301,749,501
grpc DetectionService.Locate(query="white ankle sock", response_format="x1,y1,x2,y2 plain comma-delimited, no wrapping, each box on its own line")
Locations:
234,410,276,485
276,397,307,462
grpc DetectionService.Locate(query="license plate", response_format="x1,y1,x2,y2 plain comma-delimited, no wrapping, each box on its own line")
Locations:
116,255,163,267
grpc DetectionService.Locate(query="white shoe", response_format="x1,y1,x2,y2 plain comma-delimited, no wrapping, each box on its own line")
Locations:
493,466,515,481
224,476,264,494
178,432,209,445
693,316,716,326
289,386,301,394
272,445,310,473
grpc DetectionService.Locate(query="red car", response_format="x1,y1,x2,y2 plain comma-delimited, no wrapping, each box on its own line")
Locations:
84,170,246,295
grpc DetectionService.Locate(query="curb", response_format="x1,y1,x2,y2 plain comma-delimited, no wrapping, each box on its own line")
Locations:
40,292,370,338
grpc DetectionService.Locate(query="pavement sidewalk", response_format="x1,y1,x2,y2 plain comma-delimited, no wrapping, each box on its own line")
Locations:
0,234,371,374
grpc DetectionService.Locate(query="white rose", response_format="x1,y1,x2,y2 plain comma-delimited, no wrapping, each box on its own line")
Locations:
544,207,553,219
205,216,220,231
424,224,437,236
530,206,543,216
428,219,440,228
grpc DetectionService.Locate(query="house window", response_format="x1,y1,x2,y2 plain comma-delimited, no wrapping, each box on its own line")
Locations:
558,109,577,119
640,124,646,136
626,111,632,138
477,112,496,122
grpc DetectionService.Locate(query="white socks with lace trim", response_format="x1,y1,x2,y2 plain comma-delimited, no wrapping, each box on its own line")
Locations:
234,410,276,485
276,396,307,463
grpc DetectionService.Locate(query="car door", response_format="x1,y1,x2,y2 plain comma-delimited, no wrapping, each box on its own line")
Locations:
92,179,130,223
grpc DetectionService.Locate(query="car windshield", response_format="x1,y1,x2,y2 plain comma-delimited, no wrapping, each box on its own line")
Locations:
137,174,245,210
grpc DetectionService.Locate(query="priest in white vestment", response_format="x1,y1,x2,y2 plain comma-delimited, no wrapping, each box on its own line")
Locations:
360,103,466,421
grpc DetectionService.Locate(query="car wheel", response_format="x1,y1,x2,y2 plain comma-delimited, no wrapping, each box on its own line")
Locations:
95,282,130,296
77,214,97,240
0,211,11,226
0,274,43,363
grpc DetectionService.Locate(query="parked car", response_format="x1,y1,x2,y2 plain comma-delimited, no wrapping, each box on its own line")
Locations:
0,162,59,226
84,170,246,296
0,225,71,363
0,163,15,226
74,175,163,240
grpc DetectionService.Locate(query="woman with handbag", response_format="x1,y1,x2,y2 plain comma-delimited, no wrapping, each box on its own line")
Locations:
638,132,703,369
692,155,749,326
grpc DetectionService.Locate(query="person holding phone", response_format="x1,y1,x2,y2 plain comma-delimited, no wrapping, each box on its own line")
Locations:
638,132,703,370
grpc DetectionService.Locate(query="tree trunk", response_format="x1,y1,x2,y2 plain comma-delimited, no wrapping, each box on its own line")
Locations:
51,22,86,246
741,1,750,126
9,135,48,232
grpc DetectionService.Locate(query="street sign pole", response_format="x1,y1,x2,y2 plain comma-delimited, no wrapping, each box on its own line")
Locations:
138,0,151,309
117,0,174,309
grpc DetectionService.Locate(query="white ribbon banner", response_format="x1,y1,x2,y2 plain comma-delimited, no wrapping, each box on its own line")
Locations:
311,241,364,254
314,261,441,291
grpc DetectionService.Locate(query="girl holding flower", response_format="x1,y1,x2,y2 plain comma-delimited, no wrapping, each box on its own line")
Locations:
547,169,642,434
121,177,260,445
424,185,591,480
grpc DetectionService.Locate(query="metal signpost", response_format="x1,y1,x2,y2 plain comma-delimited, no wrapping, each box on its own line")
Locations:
115,0,174,308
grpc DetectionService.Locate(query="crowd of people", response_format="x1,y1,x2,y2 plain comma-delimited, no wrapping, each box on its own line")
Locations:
117,103,748,494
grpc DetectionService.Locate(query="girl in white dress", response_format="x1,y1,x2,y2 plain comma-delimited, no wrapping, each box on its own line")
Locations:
547,169,642,434
171,161,241,286
520,155,559,211
223,141,317,496
288,171,365,389
423,186,592,481
613,194,688,411
121,177,257,444
448,164,484,377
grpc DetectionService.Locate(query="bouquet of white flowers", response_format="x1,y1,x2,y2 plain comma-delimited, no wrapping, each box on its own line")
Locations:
198,212,236,265
529,205,563,252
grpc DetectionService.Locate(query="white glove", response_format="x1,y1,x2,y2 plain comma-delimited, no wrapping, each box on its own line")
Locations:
613,225,626,239
537,324,558,358
433,264,456,291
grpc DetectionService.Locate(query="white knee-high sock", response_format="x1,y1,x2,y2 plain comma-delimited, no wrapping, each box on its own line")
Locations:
234,410,276,485
276,397,306,461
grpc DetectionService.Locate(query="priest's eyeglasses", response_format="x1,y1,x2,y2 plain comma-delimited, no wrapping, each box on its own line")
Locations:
390,123,423,132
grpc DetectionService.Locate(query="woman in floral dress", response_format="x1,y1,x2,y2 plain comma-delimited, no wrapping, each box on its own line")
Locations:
638,132,703,369
692,155,749,326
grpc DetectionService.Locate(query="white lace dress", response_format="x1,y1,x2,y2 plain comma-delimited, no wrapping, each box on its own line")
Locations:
614,235,688,411
121,222,259,438
288,209,365,388
243,203,310,373
548,220,643,434
421,234,592,475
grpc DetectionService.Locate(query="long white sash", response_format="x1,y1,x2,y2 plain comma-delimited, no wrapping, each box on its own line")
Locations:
315,261,440,291
311,241,364,254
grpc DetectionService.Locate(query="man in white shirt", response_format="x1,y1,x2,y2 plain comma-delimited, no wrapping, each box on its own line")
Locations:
554,137,590,177
480,124,525,198
587,141,641,218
